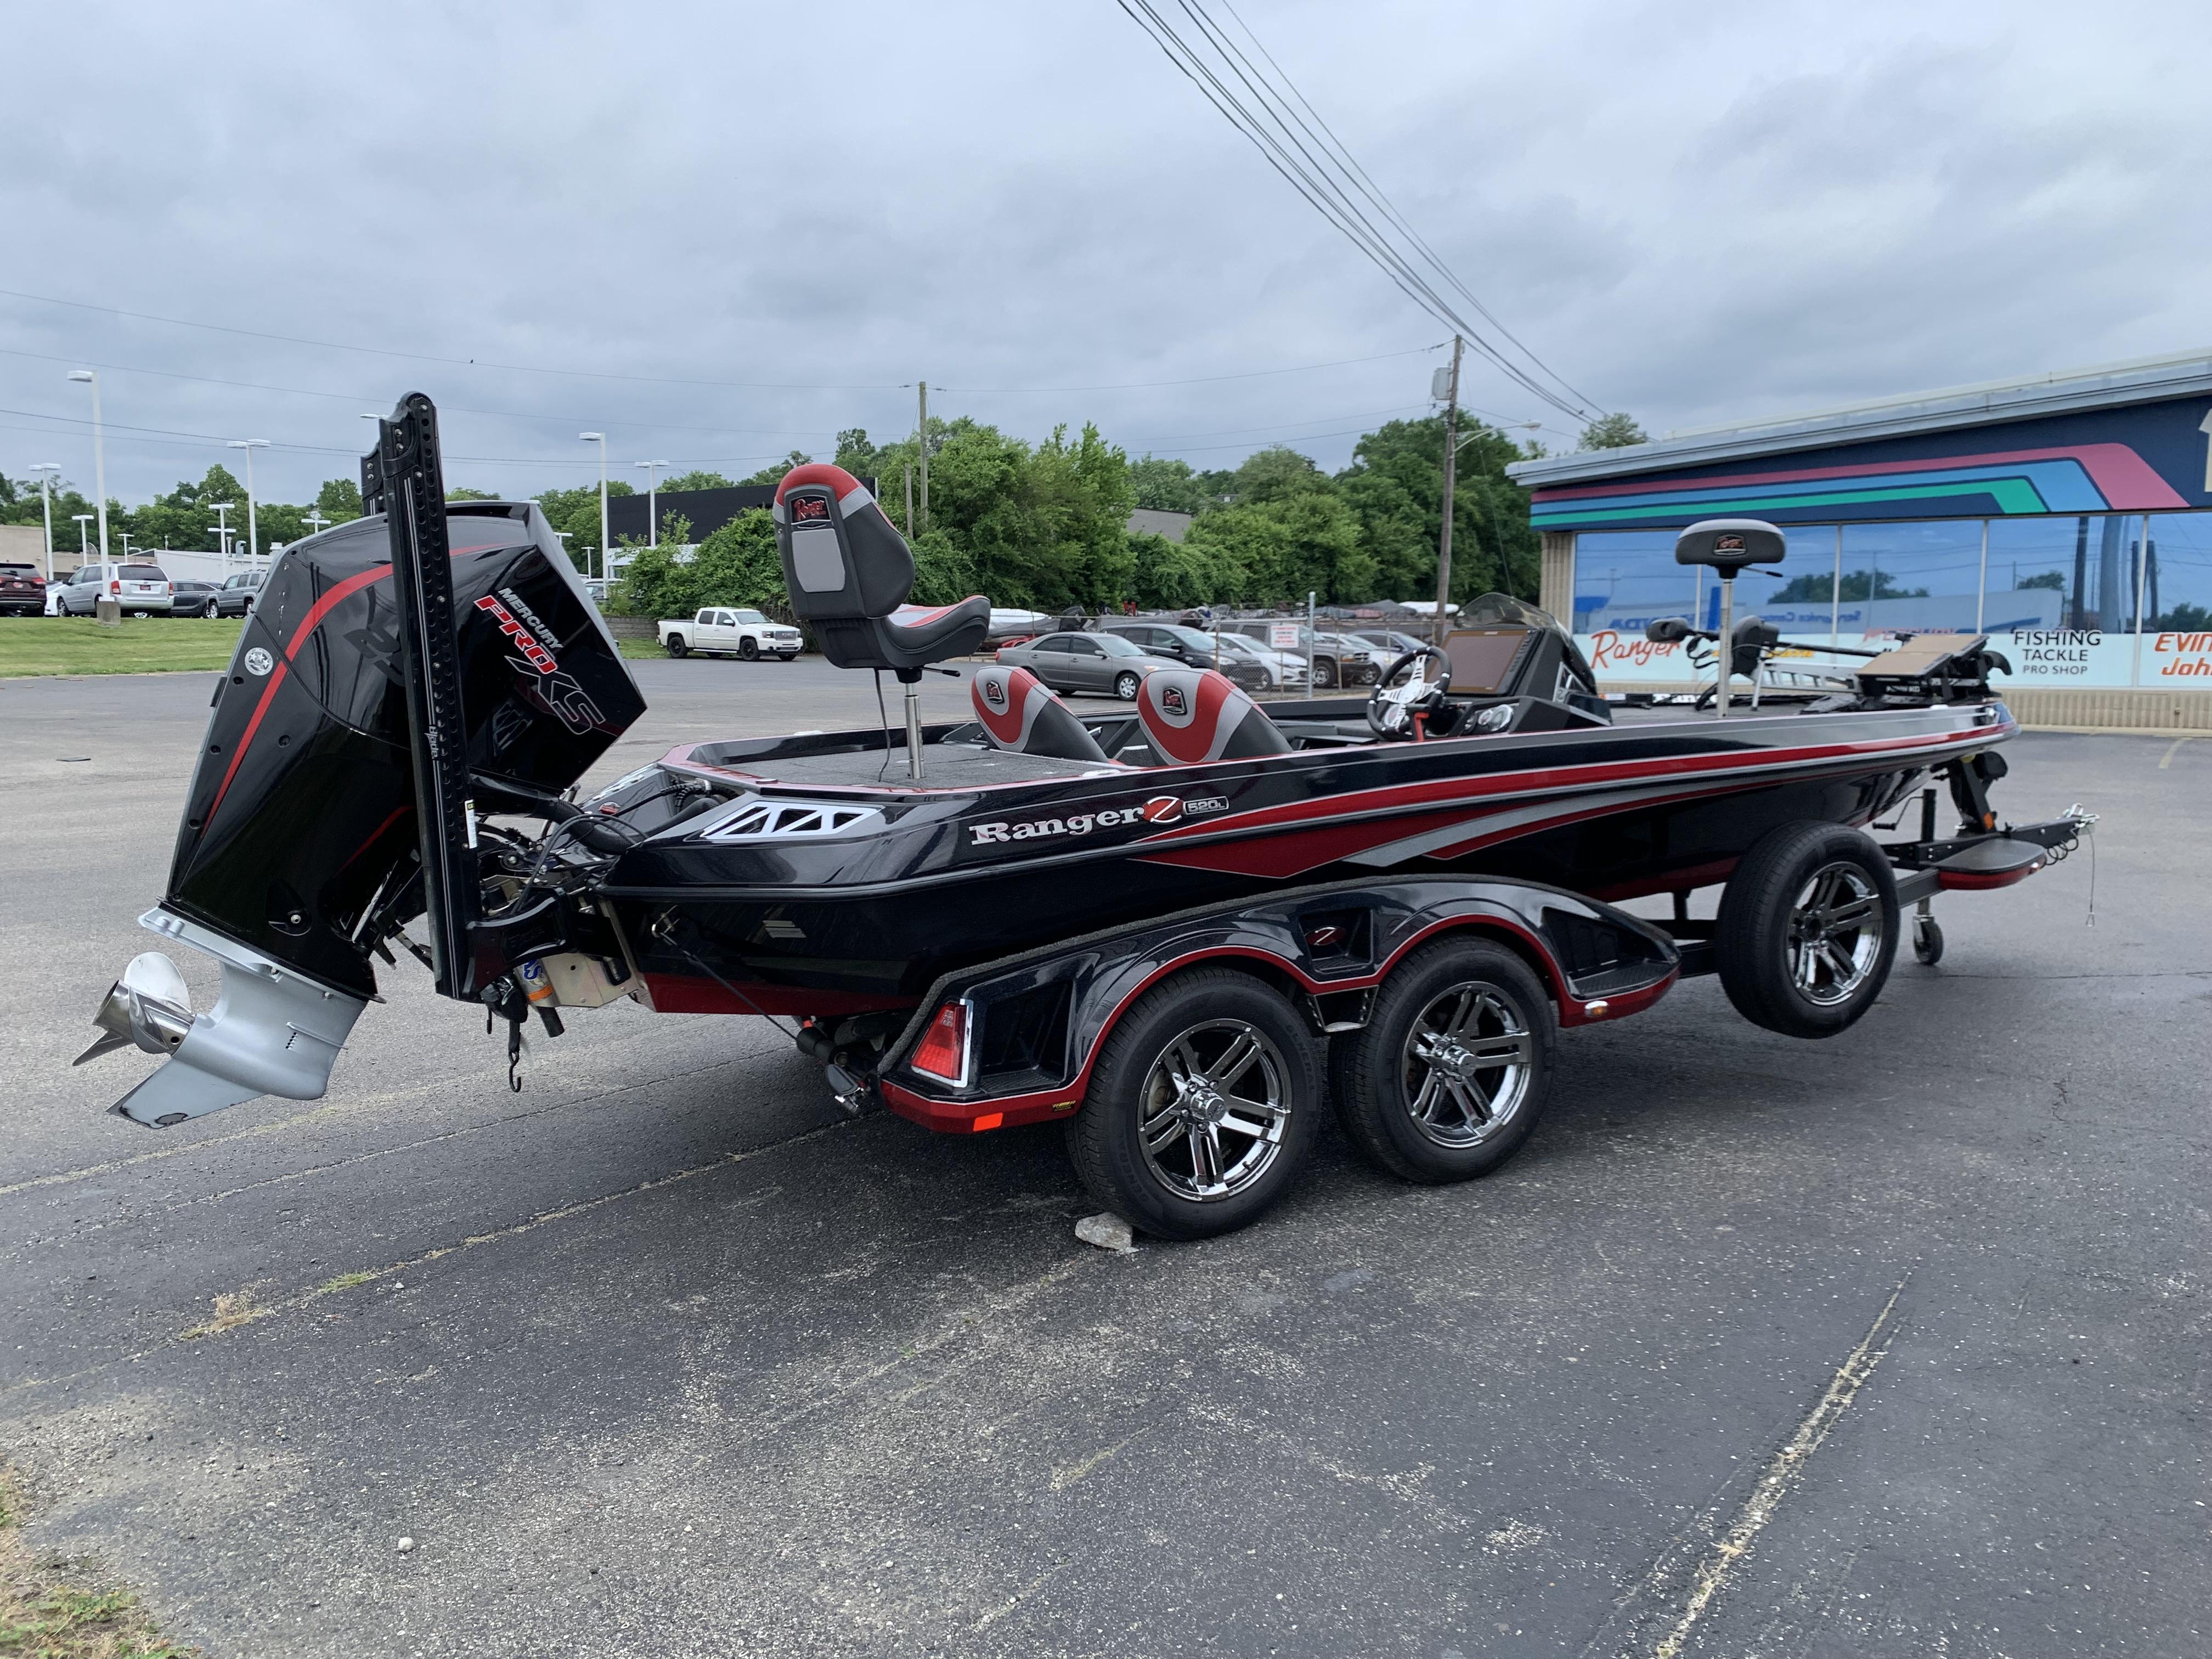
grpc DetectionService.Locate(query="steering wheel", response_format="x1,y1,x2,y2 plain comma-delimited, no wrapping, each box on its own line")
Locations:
1367,647,1452,739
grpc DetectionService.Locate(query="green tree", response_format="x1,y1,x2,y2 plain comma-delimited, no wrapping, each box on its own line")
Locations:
446,486,501,501
2018,570,2067,591
1128,455,1206,515
1183,489,1370,606
738,450,813,487
657,470,736,493
1333,417,1538,603
314,478,365,522
1769,567,1929,603
534,481,635,572
1577,413,1647,450
834,428,882,478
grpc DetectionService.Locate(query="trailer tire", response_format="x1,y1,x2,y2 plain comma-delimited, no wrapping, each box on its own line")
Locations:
665,635,688,658
1329,938,1554,1183
1717,821,1898,1037
1066,968,1322,1240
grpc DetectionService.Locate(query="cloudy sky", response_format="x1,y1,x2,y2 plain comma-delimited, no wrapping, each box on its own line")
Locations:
4,0,2207,510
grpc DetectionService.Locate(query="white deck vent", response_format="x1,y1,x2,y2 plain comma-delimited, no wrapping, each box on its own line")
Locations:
696,799,886,843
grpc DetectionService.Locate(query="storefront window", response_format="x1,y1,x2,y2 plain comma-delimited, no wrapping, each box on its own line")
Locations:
2144,514,2211,633
1983,518,2083,631
1570,510,2212,688
1836,521,1985,637
1569,532,1691,634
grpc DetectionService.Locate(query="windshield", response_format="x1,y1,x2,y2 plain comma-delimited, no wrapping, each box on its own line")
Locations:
1161,625,1214,648
1094,633,1149,657
1214,634,1262,657
732,608,768,624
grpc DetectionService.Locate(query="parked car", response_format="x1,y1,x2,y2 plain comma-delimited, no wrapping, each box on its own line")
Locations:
0,561,46,618
172,579,220,619
1317,631,1387,686
1351,627,1432,663
1218,619,1380,687
212,570,264,618
658,606,804,660
1207,630,1310,691
58,562,174,617
995,630,1182,699
1098,620,1269,692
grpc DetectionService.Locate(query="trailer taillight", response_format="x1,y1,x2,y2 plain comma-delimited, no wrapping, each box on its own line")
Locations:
911,1000,970,1086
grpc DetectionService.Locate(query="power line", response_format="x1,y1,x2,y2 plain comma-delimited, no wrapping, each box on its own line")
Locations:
0,345,842,439
1112,0,1601,424
1,284,1439,397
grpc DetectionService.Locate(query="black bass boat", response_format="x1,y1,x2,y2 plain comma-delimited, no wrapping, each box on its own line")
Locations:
77,396,2091,1238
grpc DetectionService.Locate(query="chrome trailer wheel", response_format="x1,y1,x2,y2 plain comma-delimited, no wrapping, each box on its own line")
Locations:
1717,821,1899,1037
1068,968,1322,1239
1330,938,1554,1183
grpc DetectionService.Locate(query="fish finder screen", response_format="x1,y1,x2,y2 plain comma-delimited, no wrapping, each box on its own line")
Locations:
1444,628,1530,695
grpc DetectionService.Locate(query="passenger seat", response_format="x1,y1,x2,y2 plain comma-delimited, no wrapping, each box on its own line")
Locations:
1135,668,1293,764
969,666,1116,764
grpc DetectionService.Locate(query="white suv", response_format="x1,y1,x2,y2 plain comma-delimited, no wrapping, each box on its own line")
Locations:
59,562,175,617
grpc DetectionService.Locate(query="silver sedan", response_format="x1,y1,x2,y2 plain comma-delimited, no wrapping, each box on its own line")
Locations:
994,630,1184,700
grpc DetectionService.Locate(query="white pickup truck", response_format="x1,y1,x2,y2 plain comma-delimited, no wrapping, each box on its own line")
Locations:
657,607,805,661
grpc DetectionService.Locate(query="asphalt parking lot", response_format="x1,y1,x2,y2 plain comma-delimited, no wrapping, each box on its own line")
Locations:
3,657,2206,1658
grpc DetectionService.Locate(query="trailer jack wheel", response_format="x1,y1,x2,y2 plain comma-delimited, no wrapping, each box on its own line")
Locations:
1912,913,1944,966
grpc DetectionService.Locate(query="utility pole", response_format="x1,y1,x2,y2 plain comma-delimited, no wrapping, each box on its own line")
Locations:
904,463,914,535
1431,336,1464,647
917,381,929,536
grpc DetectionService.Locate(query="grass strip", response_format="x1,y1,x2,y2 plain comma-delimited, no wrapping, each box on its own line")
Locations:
0,619,242,679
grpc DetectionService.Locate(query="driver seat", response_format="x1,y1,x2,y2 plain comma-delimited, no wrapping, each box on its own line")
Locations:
1135,668,1292,764
773,463,989,672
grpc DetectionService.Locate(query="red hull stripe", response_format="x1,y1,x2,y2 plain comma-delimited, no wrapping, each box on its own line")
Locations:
1135,719,1999,854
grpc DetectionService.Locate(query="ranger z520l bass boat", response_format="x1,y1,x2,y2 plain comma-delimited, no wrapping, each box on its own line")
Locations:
78,396,2091,1238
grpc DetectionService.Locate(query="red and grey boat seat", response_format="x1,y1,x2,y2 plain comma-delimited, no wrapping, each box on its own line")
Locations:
1135,668,1293,764
969,666,1117,765
772,463,989,672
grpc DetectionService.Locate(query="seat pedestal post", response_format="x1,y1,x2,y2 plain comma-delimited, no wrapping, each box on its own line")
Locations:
899,667,925,781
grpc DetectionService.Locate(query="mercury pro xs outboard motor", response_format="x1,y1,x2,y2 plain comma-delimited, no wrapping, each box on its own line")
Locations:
78,393,645,1125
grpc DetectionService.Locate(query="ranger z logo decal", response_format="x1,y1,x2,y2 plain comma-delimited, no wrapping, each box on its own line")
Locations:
970,794,1227,845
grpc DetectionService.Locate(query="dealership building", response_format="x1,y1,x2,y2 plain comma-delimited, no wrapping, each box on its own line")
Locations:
1508,350,2212,730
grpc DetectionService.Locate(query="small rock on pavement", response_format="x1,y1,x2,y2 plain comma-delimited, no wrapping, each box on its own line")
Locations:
396,1537,415,1554
1075,1212,1137,1253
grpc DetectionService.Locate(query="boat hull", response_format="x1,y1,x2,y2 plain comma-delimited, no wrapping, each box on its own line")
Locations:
603,701,2012,1015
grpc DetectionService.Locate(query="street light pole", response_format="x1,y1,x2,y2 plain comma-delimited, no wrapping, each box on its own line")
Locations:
72,514,94,558
66,370,109,560
303,510,330,537
580,433,607,578
634,459,669,548
228,439,271,566
210,503,235,571
31,464,60,579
